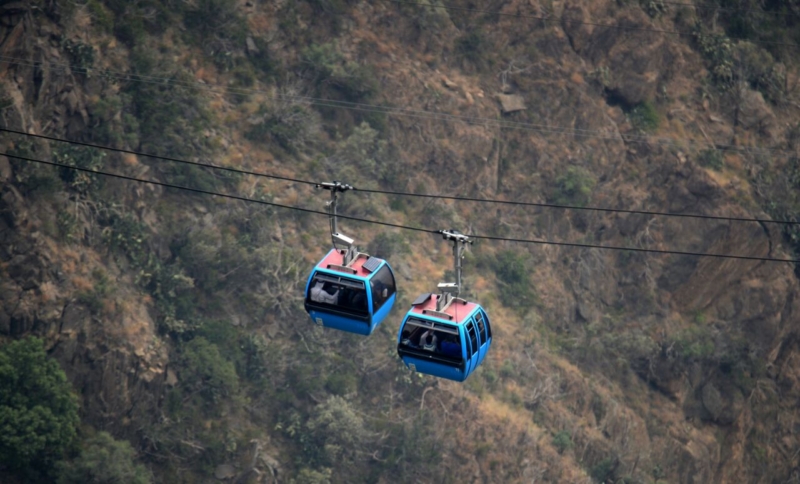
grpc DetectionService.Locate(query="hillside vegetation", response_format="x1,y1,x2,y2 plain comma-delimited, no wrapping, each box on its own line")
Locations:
1,0,800,483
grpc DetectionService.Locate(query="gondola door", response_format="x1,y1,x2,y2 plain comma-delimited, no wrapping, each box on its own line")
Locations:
474,310,490,364
464,320,481,376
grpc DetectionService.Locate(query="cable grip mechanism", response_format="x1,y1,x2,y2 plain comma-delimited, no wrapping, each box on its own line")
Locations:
317,181,357,265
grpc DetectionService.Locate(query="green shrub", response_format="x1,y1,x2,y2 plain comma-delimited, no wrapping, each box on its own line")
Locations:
551,166,596,207
57,211,79,241
302,43,377,101
693,24,735,88
56,432,151,484
455,32,485,63
246,100,321,153
0,337,79,471
183,0,241,38
292,467,332,484
332,122,389,181
53,144,106,194
590,457,616,483
125,47,213,160
672,325,715,362
708,0,800,62
629,101,660,132
77,269,113,315
86,0,114,33
101,210,150,267
734,42,786,103
750,154,800,258
325,371,358,396
640,0,667,17
240,334,269,384
62,39,95,70
492,250,539,313
552,430,573,454
304,396,368,466
698,148,724,170
7,141,61,195
88,93,141,148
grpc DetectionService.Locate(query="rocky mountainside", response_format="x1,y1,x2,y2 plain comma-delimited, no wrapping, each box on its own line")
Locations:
1,0,800,483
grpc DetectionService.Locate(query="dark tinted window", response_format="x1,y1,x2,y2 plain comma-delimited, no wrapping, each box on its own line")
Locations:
475,312,487,342
466,322,478,356
307,274,368,315
483,311,492,339
370,264,396,312
399,318,463,362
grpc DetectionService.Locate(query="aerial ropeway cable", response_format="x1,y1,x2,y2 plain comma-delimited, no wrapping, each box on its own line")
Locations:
7,153,799,383
2,127,799,227
5,152,799,264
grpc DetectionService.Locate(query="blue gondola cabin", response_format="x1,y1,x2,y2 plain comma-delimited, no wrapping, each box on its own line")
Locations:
397,293,492,382
304,248,397,335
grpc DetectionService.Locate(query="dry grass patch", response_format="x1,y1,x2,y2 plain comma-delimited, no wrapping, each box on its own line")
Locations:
247,12,272,32
72,275,93,293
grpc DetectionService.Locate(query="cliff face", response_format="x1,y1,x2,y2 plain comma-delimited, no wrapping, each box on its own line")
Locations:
0,4,167,445
1,0,800,482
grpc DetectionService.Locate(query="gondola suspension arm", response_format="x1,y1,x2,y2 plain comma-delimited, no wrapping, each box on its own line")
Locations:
317,181,358,266
436,230,473,312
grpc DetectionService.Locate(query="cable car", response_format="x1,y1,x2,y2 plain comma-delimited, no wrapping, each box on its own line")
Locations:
304,182,397,335
397,231,492,381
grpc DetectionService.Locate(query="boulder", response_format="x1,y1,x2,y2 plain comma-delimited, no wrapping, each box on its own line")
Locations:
165,368,178,386
496,93,526,113
700,380,744,425
737,88,777,138
214,463,237,480
441,76,458,90
246,36,259,55
0,155,10,182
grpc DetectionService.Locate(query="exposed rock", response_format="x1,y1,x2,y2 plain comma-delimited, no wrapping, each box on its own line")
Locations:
245,36,259,55
0,155,10,182
701,380,744,425
441,76,458,90
0,302,10,334
215,463,237,480
737,88,777,138
1,184,27,229
561,3,594,52
701,382,724,421
60,303,89,337
496,93,526,113
165,368,178,386
577,9,684,105
260,452,281,476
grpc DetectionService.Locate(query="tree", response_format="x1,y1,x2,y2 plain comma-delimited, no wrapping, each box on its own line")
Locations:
0,337,79,470
305,396,369,465
56,431,151,484
180,337,239,405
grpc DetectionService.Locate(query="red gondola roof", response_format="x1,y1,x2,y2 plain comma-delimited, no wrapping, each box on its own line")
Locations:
316,248,376,278
408,294,478,324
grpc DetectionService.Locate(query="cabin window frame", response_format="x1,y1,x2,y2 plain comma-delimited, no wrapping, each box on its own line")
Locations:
306,273,370,317
399,318,463,365
369,264,396,312
475,312,487,342
465,321,479,356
